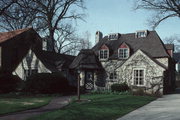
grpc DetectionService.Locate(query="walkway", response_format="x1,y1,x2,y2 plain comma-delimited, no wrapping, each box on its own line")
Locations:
117,93,180,120
0,96,71,120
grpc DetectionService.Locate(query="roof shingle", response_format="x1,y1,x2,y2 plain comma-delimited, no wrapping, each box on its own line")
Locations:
0,28,32,44
92,31,169,59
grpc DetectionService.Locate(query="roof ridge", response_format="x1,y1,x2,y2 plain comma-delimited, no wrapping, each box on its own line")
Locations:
0,28,33,44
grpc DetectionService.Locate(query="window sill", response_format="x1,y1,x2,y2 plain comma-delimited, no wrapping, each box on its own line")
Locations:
99,59,108,61
132,85,146,88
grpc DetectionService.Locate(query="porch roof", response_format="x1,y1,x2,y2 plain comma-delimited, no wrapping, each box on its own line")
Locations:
69,49,102,70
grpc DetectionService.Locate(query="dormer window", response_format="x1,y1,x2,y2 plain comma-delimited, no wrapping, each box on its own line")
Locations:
99,49,109,60
118,43,130,59
118,48,129,59
108,33,120,40
136,30,148,38
99,44,109,60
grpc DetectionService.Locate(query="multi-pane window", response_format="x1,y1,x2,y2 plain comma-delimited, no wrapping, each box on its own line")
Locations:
118,48,129,59
136,31,147,38
24,69,38,79
109,71,117,80
133,69,144,86
99,49,109,59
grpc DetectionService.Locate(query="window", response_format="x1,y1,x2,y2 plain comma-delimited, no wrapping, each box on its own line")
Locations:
136,31,147,38
24,69,38,79
118,48,129,59
133,69,145,86
99,49,109,60
108,33,120,40
109,71,117,80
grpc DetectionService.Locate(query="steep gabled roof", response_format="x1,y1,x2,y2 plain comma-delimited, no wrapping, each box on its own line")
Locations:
92,31,169,59
35,50,75,72
69,49,102,70
0,28,32,44
120,49,167,70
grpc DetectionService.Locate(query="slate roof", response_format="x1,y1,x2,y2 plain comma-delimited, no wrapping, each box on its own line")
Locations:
69,49,102,70
0,28,32,44
92,31,169,59
35,50,75,72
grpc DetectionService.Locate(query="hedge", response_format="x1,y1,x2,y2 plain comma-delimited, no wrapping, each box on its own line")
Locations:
111,83,129,92
24,73,76,94
0,73,22,93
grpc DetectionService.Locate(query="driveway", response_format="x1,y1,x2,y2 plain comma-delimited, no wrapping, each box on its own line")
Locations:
0,96,71,120
117,94,180,120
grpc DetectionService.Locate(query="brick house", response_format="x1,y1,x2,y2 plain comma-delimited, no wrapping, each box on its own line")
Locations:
70,30,175,94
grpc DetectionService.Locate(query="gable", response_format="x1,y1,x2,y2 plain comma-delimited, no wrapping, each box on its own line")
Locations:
119,42,129,49
13,49,51,79
121,49,167,71
100,44,109,50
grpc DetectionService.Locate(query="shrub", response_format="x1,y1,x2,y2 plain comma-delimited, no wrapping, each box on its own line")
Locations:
132,88,145,96
111,83,129,92
24,73,76,94
0,73,22,93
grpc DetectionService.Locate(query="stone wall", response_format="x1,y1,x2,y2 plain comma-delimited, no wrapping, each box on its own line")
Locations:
156,58,169,68
97,50,166,94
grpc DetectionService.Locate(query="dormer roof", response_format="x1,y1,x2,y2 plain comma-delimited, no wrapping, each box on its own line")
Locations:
92,31,169,59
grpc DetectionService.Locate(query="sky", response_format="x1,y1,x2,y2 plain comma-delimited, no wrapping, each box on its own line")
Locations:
75,0,180,45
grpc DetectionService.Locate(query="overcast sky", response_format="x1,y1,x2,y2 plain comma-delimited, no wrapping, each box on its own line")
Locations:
75,0,180,45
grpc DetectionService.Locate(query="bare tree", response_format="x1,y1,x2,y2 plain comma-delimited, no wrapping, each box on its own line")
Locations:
163,35,180,52
0,0,18,16
78,31,92,49
59,30,92,55
135,0,180,29
0,0,86,53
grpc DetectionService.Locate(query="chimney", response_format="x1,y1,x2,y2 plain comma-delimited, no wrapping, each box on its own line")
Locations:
95,31,103,44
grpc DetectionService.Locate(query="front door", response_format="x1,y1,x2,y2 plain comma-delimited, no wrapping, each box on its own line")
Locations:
85,71,94,90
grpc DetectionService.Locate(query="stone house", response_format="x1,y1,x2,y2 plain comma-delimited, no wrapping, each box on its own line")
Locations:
0,28,75,85
0,28,175,94
70,30,175,94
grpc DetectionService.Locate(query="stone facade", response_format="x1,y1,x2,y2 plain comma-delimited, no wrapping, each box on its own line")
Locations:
95,50,167,95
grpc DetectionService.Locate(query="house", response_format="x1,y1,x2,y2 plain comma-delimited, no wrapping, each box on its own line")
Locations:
0,28,76,85
70,30,175,94
0,28,175,95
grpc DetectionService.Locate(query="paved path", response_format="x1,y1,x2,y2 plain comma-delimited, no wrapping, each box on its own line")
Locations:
117,94,180,120
0,96,71,120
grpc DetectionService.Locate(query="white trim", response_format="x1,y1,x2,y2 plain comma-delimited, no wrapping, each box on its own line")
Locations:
108,70,118,82
132,68,146,87
135,30,148,38
99,49,109,60
118,48,129,59
108,33,120,40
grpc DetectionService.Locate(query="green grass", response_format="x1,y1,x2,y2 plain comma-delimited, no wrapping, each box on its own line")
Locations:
28,94,155,120
0,94,52,115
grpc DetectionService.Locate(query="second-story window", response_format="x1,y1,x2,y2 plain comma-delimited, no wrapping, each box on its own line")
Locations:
99,49,109,60
118,48,129,59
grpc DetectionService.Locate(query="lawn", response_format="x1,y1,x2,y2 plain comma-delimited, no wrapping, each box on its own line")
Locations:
28,93,155,120
0,94,52,115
